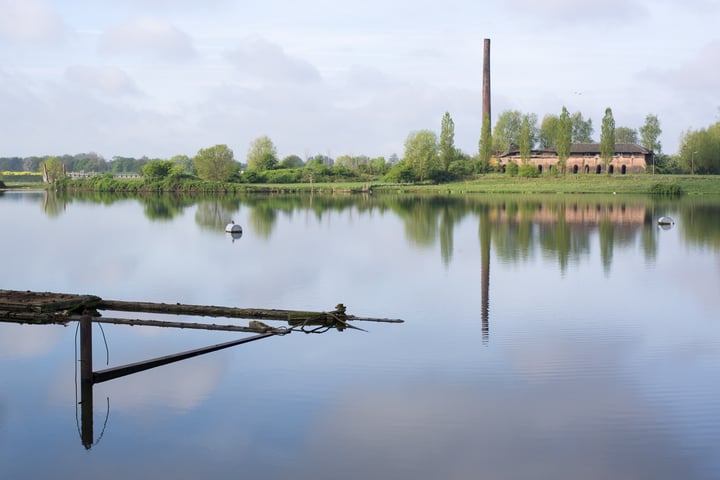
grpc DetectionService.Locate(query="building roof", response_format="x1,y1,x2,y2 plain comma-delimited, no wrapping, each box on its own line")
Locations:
499,143,651,157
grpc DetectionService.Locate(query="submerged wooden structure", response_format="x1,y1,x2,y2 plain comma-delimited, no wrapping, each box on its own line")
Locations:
1,289,403,449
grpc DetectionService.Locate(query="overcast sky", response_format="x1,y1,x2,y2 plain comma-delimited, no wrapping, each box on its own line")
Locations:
1,0,718,161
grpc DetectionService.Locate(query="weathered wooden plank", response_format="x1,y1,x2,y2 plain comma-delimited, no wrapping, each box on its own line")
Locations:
0,289,100,313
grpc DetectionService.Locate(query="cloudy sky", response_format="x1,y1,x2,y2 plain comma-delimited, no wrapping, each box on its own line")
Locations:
1,0,718,161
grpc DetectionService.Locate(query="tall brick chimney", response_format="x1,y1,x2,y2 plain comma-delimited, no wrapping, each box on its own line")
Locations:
482,38,491,124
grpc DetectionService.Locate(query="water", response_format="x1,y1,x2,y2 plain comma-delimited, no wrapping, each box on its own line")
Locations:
1,190,719,479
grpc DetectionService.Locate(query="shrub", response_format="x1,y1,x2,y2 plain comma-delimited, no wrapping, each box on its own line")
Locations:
518,164,540,178
649,183,684,196
505,161,519,177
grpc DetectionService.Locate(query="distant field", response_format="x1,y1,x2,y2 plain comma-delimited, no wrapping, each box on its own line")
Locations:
1,172,43,186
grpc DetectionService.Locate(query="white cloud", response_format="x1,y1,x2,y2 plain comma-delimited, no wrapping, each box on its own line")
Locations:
225,36,322,85
0,0,67,44
65,65,141,96
100,18,196,60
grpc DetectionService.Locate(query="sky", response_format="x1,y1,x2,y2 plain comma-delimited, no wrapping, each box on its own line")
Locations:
1,0,719,161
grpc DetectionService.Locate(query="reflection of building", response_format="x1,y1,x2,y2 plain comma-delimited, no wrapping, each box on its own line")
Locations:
495,204,646,226
499,143,651,174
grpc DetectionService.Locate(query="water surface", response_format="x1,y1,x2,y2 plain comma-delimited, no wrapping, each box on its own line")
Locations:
1,190,719,479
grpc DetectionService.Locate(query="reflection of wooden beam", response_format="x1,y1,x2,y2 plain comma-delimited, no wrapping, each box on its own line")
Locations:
93,333,275,384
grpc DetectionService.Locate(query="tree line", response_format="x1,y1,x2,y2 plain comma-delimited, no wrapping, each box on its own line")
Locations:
4,107,720,186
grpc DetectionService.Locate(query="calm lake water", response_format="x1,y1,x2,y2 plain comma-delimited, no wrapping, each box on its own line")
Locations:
1,190,719,479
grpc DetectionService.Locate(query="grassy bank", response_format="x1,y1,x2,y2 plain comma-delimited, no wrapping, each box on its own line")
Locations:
8,173,720,196
371,174,720,195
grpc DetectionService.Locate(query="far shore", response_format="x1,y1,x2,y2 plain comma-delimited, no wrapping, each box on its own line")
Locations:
2,174,720,196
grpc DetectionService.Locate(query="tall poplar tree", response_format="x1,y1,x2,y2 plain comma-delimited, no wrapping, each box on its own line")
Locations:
519,115,532,165
557,106,572,174
600,107,615,172
639,114,662,153
439,112,456,171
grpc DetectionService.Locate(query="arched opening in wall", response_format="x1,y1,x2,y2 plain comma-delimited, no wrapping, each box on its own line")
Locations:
573,165,579,174
596,165,602,174
609,165,615,174
538,165,543,174
585,165,590,174
621,165,627,174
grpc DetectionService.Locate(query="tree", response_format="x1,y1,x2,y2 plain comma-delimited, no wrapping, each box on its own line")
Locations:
141,160,176,179
518,115,532,165
571,112,594,143
279,154,304,169
678,122,720,174
369,156,388,175
557,107,572,174
493,110,522,153
639,114,662,154
615,126,638,144
247,136,278,171
194,144,238,181
440,112,456,171
539,114,559,149
403,130,440,182
600,108,615,172
40,156,65,184
478,113,492,173
170,154,196,175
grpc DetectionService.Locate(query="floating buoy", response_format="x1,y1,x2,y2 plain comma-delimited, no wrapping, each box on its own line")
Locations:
657,216,674,226
225,220,243,233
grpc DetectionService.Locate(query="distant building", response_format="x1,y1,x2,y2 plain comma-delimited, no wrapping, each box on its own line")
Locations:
498,143,652,174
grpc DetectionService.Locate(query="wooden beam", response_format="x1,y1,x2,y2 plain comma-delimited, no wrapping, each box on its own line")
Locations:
92,333,276,384
69,315,287,334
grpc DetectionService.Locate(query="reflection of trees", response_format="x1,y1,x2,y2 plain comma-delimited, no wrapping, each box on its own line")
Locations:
195,198,241,231
42,191,67,218
248,206,278,239
680,200,720,250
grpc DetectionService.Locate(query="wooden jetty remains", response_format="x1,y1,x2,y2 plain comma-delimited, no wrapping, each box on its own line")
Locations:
1,289,403,449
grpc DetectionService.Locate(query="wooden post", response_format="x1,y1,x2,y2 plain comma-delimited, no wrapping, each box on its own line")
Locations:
79,315,94,449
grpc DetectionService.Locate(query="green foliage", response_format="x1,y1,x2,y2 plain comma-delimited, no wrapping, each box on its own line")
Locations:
385,162,416,183
141,160,175,179
506,161,519,177
279,155,304,169
264,168,302,183
649,183,684,196
615,126,638,144
557,107,572,173
40,157,66,183
170,154,196,175
194,144,239,181
518,164,540,178
600,107,615,170
440,112,456,171
571,112,594,143
246,136,278,171
539,114,559,149
639,114,662,154
678,121,720,174
519,115,532,165
493,110,522,152
403,130,440,182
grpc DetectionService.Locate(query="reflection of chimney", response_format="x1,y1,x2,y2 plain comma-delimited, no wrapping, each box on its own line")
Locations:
482,38,491,124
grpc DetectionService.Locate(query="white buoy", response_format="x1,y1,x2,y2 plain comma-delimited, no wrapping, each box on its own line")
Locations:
657,216,674,226
225,220,243,233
